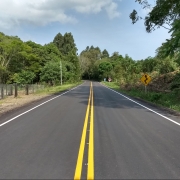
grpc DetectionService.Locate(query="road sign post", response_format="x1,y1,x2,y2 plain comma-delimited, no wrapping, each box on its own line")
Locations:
60,60,62,86
140,74,151,93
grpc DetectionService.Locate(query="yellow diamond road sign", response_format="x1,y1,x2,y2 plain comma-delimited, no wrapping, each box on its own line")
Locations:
140,74,151,86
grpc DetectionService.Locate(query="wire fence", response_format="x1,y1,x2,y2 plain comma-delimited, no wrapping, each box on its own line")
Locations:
0,84,45,100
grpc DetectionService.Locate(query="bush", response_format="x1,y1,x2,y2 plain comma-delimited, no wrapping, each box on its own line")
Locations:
171,73,180,90
148,93,162,102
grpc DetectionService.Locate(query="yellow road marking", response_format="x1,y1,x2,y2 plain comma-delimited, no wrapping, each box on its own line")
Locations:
87,82,94,180
74,83,92,180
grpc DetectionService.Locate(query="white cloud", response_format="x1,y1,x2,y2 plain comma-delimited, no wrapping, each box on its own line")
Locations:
105,2,120,19
0,0,120,29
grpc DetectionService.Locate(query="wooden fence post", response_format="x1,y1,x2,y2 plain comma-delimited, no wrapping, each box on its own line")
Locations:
14,83,18,98
32,84,34,93
6,84,7,96
25,84,29,95
10,84,13,95
1,86,4,99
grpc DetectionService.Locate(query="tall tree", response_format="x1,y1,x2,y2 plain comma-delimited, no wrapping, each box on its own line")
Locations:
63,32,77,55
85,46,90,52
53,32,77,55
53,33,64,54
102,49,109,59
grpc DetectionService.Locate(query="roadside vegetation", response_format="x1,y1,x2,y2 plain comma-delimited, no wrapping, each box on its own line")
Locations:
0,32,81,85
0,32,82,110
0,0,179,112
35,81,83,95
102,81,180,113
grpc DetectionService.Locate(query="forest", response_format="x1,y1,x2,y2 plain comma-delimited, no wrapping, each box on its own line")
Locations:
0,31,180,90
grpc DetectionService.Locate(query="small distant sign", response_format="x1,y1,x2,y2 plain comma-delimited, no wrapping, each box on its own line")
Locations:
140,74,151,86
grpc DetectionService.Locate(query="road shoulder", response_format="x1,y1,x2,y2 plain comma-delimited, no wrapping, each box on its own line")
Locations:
0,83,83,123
100,82,180,118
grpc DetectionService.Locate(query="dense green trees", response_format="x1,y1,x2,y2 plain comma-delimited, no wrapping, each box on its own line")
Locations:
127,0,180,89
0,32,80,85
0,28,179,88
13,70,36,84
101,49,109,59
53,32,77,55
98,61,113,79
78,44,179,87
79,46,101,79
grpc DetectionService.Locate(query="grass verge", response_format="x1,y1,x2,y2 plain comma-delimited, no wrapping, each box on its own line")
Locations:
102,81,180,113
35,81,83,95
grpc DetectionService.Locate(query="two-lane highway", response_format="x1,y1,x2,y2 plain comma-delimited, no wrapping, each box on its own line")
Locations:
0,81,180,179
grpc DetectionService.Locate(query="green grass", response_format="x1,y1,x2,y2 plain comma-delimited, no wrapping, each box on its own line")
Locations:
35,81,83,95
102,82,120,91
102,82,180,112
36,81,83,95
0,100,4,105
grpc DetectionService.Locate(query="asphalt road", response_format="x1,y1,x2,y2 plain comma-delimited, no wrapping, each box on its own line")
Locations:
0,81,180,179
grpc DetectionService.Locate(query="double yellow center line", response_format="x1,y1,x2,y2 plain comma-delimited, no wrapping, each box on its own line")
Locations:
74,82,94,180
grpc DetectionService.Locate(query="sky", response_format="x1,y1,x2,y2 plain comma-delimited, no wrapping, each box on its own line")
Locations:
0,0,171,60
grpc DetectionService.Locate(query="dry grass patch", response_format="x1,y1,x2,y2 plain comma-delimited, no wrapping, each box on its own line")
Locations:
0,94,48,115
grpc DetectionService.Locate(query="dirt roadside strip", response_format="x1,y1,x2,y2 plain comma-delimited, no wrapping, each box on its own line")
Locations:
0,94,51,116
0,82,85,117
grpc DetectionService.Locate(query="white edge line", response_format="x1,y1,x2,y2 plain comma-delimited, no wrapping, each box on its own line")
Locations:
100,83,180,126
0,83,84,127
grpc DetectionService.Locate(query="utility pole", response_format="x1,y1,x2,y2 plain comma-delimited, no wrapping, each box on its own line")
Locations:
60,60,62,85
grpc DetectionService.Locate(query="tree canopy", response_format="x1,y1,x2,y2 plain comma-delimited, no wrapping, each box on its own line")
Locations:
0,32,80,85
53,32,77,55
130,0,180,60
130,0,180,32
